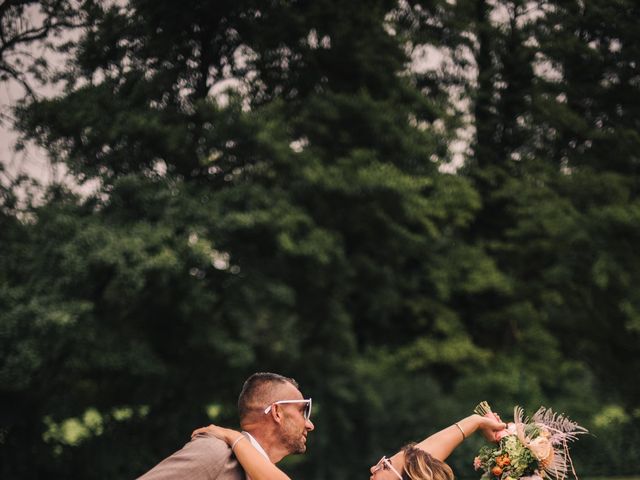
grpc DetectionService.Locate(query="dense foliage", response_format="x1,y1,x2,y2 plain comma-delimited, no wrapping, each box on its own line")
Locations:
1,1,639,478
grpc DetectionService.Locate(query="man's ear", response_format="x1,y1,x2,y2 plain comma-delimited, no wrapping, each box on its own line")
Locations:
270,404,284,424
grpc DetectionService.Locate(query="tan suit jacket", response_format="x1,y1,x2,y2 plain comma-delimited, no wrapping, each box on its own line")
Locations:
138,434,246,480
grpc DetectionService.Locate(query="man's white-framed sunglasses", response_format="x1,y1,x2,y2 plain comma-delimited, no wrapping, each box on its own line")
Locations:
372,455,403,480
263,398,313,420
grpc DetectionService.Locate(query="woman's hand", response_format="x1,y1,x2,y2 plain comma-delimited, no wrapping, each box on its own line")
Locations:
191,424,241,445
474,414,507,442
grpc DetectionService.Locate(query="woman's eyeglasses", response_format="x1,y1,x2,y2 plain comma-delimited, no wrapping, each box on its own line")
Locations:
372,455,403,480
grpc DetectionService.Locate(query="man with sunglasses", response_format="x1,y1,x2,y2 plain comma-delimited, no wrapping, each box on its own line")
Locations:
138,372,314,479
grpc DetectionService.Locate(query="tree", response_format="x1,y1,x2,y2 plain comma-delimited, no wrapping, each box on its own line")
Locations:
0,0,87,100
7,1,498,477
4,0,640,477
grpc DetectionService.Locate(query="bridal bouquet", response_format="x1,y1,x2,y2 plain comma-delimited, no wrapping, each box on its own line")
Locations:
473,402,587,480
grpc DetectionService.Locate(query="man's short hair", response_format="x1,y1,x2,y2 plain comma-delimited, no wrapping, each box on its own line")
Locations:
238,372,299,421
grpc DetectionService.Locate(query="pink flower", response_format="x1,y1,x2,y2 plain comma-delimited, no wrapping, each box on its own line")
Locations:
473,457,482,470
495,422,517,440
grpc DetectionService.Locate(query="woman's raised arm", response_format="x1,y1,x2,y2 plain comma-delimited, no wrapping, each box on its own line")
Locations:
413,414,505,461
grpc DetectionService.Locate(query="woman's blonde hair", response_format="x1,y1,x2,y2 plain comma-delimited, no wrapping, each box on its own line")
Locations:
401,444,454,480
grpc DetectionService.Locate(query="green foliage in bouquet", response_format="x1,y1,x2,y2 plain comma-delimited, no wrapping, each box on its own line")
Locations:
502,436,536,477
477,436,537,480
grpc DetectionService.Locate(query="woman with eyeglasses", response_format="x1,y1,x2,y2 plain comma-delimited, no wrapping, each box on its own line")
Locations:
194,413,505,480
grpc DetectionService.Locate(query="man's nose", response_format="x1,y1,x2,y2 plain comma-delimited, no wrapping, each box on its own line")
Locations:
306,419,315,431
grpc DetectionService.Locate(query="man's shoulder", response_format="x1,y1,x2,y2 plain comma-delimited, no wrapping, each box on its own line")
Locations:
162,433,235,461
189,433,235,453
137,434,245,480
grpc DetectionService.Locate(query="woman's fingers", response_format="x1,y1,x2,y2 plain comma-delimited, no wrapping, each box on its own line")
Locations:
191,424,219,439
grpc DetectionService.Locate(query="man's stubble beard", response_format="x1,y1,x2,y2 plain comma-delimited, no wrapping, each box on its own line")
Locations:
280,417,307,455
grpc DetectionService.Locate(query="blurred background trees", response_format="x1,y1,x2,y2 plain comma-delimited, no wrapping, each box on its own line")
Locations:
1,0,639,478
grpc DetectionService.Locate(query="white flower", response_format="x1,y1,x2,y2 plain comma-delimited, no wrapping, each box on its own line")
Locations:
528,436,553,463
